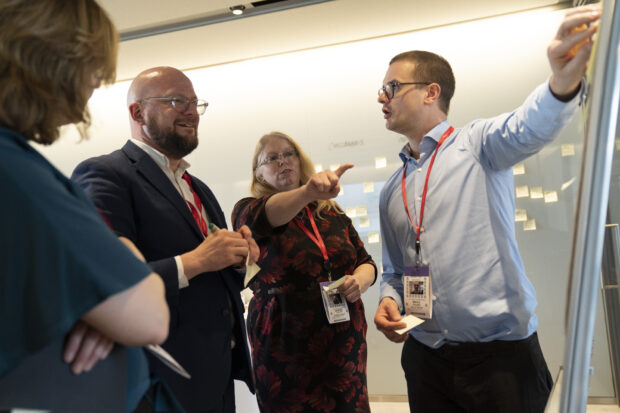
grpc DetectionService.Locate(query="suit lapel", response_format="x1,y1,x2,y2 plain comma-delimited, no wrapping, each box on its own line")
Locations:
122,141,204,239
185,174,222,229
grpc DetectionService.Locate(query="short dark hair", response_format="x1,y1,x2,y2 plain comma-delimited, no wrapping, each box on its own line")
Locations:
390,50,455,114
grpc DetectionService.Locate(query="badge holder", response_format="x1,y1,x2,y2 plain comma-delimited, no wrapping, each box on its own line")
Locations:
320,279,350,324
403,239,433,319
399,126,453,321
319,260,351,324
295,209,350,323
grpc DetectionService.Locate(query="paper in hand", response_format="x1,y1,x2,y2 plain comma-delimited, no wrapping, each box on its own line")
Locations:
322,275,346,292
209,222,261,287
394,314,425,335
146,345,191,379
243,254,261,287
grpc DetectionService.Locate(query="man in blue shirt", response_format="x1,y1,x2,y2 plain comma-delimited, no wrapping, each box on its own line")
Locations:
373,5,601,412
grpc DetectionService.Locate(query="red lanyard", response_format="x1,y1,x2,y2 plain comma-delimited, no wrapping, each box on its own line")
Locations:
182,173,209,236
294,205,332,280
401,126,454,257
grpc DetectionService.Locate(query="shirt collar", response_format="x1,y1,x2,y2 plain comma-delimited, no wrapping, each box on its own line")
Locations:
398,120,451,163
130,138,191,176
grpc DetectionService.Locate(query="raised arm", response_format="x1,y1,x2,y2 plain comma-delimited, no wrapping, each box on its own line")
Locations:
548,4,601,100
265,164,353,227
471,5,601,171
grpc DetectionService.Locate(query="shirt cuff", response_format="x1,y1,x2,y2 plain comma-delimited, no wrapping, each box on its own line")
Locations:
380,286,404,313
548,77,584,103
175,256,189,289
543,78,583,112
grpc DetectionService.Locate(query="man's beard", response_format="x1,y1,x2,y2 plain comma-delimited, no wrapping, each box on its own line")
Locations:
145,117,198,159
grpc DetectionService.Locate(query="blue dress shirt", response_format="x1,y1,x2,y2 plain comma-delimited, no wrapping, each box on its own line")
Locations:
379,81,580,348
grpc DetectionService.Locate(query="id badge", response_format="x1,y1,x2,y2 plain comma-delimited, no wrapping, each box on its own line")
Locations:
403,265,433,319
319,281,350,324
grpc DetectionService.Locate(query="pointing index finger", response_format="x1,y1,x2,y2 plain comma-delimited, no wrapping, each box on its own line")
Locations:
334,163,354,178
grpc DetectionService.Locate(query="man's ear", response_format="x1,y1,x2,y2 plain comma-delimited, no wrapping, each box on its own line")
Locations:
129,102,144,123
424,83,442,105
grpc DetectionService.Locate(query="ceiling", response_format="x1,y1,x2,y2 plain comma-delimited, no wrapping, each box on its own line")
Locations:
98,0,569,81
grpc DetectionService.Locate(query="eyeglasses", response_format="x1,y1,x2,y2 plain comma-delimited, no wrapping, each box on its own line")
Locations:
378,80,431,100
258,150,298,167
140,96,209,115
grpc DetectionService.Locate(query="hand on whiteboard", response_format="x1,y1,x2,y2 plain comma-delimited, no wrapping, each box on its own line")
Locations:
548,4,601,99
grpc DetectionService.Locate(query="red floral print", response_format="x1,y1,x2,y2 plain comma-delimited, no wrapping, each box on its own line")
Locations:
233,197,375,413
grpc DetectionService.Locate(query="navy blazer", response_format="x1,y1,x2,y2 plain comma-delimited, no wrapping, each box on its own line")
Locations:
72,140,254,412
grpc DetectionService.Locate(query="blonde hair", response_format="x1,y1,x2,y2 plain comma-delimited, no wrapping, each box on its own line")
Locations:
250,131,342,217
0,0,118,144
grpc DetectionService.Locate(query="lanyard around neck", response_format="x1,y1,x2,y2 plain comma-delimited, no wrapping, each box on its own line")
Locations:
401,126,454,258
182,173,209,236
294,205,332,279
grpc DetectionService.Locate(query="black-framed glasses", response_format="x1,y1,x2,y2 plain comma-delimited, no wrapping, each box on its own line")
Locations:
258,150,298,168
140,96,209,115
378,80,431,100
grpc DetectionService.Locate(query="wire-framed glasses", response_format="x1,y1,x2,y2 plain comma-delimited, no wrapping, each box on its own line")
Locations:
140,96,209,115
258,150,298,167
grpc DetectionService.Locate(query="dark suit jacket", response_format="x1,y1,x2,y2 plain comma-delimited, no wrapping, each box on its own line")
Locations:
72,140,254,412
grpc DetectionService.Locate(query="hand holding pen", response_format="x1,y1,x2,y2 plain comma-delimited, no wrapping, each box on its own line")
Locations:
180,222,258,278
209,223,260,267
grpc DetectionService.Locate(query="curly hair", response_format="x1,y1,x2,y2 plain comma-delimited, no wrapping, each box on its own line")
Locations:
250,131,343,217
0,0,118,144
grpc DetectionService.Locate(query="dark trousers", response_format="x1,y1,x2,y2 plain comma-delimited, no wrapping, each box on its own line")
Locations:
401,333,553,413
204,377,235,413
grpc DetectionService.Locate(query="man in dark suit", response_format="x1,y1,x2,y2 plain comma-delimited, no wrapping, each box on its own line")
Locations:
72,66,257,413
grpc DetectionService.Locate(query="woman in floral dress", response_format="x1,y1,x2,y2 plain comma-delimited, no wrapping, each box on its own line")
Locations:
232,131,376,413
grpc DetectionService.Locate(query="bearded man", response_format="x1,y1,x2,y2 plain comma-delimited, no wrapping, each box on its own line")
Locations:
72,66,257,413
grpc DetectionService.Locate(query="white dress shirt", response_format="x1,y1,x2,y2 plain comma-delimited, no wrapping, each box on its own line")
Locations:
130,138,208,289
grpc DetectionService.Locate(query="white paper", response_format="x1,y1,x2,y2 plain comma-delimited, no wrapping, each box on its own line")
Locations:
209,223,261,288
394,314,425,335
322,275,346,292
243,254,261,287
146,345,191,379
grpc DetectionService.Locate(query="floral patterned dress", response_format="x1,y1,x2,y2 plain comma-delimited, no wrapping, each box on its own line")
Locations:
232,196,376,413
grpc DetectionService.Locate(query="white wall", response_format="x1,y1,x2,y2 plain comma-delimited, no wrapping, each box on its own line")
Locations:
39,7,614,398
